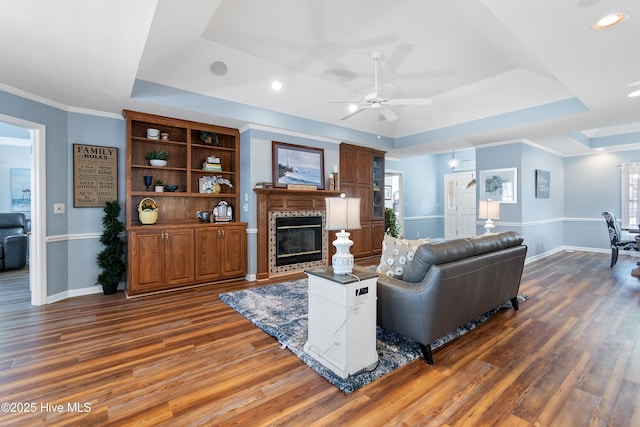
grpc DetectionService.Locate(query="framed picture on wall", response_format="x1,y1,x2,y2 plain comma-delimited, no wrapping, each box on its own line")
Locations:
73,144,118,207
479,168,517,203
535,169,550,198
272,141,325,189
10,168,31,212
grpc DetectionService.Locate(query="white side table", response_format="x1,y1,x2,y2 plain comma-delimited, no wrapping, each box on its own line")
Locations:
303,266,378,379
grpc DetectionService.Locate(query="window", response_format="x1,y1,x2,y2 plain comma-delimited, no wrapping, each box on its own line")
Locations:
621,163,640,228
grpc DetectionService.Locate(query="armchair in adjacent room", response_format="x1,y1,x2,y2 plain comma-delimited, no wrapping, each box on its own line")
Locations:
0,213,29,271
602,211,638,267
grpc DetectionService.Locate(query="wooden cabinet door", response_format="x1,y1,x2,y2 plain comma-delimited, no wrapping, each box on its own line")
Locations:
195,227,222,281
129,230,165,293
350,223,372,259
340,146,356,185
355,150,372,184
165,228,195,286
221,225,247,278
371,221,386,255
354,185,372,222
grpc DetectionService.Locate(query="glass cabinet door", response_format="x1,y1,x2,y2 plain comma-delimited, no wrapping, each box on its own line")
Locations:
372,154,384,219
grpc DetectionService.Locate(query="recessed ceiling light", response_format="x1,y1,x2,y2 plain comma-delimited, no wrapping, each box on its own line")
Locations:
348,104,358,113
271,80,283,91
595,147,606,151
628,90,640,98
593,13,629,30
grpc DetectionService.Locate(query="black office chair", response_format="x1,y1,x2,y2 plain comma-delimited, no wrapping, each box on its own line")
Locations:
602,211,638,267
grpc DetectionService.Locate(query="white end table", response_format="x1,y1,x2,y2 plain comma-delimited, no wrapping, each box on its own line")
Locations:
303,265,379,379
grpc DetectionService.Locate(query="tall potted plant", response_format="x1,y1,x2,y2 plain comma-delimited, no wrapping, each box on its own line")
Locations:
385,207,400,238
96,201,125,295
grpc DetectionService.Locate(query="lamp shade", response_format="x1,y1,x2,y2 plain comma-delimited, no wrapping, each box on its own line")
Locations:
478,200,500,220
325,196,361,231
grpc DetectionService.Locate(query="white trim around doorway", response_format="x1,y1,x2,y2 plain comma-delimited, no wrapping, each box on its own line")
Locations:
0,113,47,305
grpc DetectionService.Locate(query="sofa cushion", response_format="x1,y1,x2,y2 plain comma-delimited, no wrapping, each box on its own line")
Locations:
376,234,430,279
401,231,525,283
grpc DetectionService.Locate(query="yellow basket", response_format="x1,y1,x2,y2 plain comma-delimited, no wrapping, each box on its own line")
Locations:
137,198,158,225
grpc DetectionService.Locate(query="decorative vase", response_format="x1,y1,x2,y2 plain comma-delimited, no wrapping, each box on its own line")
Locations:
137,198,158,225
150,159,167,167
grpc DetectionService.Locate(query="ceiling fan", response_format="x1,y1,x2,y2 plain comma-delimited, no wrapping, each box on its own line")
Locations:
329,51,432,122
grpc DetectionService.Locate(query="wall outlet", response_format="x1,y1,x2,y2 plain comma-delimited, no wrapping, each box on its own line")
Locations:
53,203,65,214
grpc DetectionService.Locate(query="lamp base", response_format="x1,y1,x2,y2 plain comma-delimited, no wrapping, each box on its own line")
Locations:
332,230,354,275
483,219,496,234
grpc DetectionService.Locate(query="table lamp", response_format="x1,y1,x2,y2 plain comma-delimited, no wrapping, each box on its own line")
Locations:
325,194,361,275
479,199,500,234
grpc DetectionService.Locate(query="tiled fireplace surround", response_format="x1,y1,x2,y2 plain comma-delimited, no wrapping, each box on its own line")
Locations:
254,188,341,280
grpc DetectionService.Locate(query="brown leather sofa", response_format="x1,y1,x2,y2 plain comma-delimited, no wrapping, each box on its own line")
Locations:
376,231,527,364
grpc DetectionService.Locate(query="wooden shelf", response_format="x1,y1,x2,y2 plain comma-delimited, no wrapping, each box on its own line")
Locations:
124,110,246,296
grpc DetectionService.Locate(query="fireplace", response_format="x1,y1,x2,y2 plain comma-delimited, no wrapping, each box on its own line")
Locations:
254,188,341,279
269,210,327,275
275,216,323,266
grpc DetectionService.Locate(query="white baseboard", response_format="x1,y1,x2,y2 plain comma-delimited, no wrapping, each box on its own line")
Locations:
47,281,124,304
524,245,637,265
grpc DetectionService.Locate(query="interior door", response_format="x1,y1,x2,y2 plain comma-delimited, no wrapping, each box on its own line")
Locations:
444,172,476,239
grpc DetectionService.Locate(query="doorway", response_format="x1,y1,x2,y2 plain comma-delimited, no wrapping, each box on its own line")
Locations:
384,171,404,237
444,172,476,240
0,114,47,305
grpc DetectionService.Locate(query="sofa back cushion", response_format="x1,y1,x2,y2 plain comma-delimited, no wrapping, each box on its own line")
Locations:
402,231,524,283
376,234,430,279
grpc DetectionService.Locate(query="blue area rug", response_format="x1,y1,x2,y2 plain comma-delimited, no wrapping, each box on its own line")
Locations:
218,279,527,394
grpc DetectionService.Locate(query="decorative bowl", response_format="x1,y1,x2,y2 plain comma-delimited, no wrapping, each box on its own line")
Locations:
147,128,160,139
165,184,178,192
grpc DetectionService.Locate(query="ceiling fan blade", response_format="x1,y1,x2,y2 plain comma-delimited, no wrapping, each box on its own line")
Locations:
339,105,371,120
380,107,398,122
329,99,364,104
387,98,432,106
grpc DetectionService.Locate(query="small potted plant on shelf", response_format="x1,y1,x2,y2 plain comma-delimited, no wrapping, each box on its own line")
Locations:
96,201,125,295
146,150,169,167
199,131,220,146
154,179,164,192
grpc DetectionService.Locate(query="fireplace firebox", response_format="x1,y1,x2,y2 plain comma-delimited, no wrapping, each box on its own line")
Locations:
275,216,323,266
268,209,329,275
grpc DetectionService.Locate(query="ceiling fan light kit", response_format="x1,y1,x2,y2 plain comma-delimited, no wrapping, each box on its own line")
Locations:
329,51,432,122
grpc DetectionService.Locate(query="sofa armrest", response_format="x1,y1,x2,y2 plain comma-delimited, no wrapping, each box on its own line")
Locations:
2,234,28,270
376,271,441,345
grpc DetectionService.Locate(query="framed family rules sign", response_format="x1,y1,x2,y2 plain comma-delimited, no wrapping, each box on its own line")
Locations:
73,144,118,207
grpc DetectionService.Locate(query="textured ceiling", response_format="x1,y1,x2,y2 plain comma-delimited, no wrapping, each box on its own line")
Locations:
1,0,639,157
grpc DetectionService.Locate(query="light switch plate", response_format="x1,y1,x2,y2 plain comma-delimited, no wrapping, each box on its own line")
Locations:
53,203,65,214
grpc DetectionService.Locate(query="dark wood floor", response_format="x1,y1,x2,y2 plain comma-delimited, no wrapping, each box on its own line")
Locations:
1,250,640,426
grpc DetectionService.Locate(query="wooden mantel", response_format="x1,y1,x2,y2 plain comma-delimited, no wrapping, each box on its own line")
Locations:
254,188,342,280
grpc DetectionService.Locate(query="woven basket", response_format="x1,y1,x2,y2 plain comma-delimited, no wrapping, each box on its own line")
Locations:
137,197,158,225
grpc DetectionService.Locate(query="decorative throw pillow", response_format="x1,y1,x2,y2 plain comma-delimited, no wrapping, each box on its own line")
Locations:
376,234,430,279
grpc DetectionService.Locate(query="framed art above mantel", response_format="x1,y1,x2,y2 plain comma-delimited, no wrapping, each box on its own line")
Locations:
272,141,325,190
